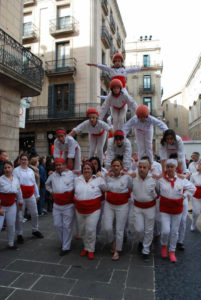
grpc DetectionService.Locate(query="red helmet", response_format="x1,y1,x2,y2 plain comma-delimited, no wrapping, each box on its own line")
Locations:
112,53,124,63
136,105,150,117
86,107,99,117
110,78,123,90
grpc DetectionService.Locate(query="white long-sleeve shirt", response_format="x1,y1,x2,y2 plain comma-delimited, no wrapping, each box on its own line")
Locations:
132,174,157,203
123,115,168,136
188,161,199,174
158,176,196,199
53,136,79,159
73,119,111,135
160,135,184,163
190,172,201,186
45,170,75,194
99,92,137,120
105,137,132,171
97,64,141,79
74,175,106,200
105,174,133,194
0,175,23,205
13,166,39,198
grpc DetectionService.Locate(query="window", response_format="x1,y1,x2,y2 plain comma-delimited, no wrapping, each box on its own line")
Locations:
143,75,151,90
174,100,177,107
57,6,70,29
48,83,75,118
174,118,178,128
166,103,168,111
200,100,201,114
102,50,105,65
167,121,169,127
56,42,70,69
143,97,152,113
23,13,32,36
163,111,165,118
143,55,150,67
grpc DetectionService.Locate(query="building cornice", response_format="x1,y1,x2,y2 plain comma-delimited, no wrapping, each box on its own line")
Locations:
113,0,127,37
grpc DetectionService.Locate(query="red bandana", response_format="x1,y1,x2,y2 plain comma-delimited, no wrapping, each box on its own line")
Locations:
164,172,176,188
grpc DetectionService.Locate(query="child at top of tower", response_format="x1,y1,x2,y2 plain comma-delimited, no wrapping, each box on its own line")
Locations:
99,78,138,131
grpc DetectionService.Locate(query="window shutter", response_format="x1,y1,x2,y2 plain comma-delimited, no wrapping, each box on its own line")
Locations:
48,85,54,118
68,82,75,116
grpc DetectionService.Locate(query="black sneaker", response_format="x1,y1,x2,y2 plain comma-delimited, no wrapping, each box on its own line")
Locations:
177,242,185,251
17,235,24,244
59,249,71,256
8,245,19,250
137,242,143,252
32,231,44,238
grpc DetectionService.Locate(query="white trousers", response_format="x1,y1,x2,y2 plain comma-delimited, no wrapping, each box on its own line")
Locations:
191,196,201,228
160,212,182,252
0,203,16,246
53,203,75,251
16,195,38,235
111,104,127,131
154,197,161,236
178,197,188,243
76,209,100,252
130,204,155,254
134,127,153,163
102,201,128,251
89,131,107,164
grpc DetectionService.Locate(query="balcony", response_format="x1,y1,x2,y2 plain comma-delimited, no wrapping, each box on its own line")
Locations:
101,26,111,49
26,103,101,121
101,71,110,87
117,32,121,48
22,22,38,42
50,16,78,37
0,28,43,96
23,0,35,6
110,45,117,58
101,0,108,16
139,85,155,95
110,15,116,34
45,58,76,77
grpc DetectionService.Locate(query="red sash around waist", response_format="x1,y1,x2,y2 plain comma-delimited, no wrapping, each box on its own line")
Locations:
20,185,34,199
106,191,129,205
134,199,156,209
113,102,127,110
160,196,183,214
73,196,102,214
53,190,74,205
0,193,16,206
91,129,105,137
193,186,201,199
112,75,126,88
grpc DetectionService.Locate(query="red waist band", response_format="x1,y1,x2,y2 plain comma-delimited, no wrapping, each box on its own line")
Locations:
106,191,129,205
0,193,16,206
194,186,201,199
53,191,74,205
91,129,105,137
73,196,102,214
113,102,127,110
134,199,156,209
20,185,34,199
160,196,183,214
112,75,126,87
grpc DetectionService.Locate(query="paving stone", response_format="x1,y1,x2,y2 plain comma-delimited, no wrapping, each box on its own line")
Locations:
126,265,154,290
110,270,127,287
60,253,99,268
65,266,113,283
7,289,56,300
0,287,14,300
130,253,154,267
0,270,21,285
98,255,131,270
124,287,155,300
54,296,91,300
33,276,76,294
70,280,124,300
11,273,40,289
6,259,68,276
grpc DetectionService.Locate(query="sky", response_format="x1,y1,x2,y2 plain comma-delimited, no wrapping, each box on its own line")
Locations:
117,0,201,99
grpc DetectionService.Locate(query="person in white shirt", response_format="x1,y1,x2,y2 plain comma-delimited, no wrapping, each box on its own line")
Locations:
129,159,157,259
158,159,195,263
105,130,132,171
0,161,23,249
190,160,201,231
123,105,168,163
45,158,75,256
69,108,114,164
53,128,81,170
74,161,107,259
188,152,200,174
13,154,43,243
102,158,133,260
99,79,138,131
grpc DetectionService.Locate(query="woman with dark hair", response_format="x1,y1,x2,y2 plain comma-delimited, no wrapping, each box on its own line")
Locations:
0,161,23,249
73,161,106,259
160,129,185,174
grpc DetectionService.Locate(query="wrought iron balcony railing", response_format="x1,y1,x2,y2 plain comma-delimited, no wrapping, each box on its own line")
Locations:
110,45,117,58
0,28,43,91
110,15,116,34
26,103,101,121
49,16,78,36
23,22,38,40
45,58,77,75
117,32,121,48
101,26,112,49
101,0,108,16
139,85,155,95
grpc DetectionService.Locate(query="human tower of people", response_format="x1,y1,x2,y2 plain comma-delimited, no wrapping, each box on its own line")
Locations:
0,53,200,263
